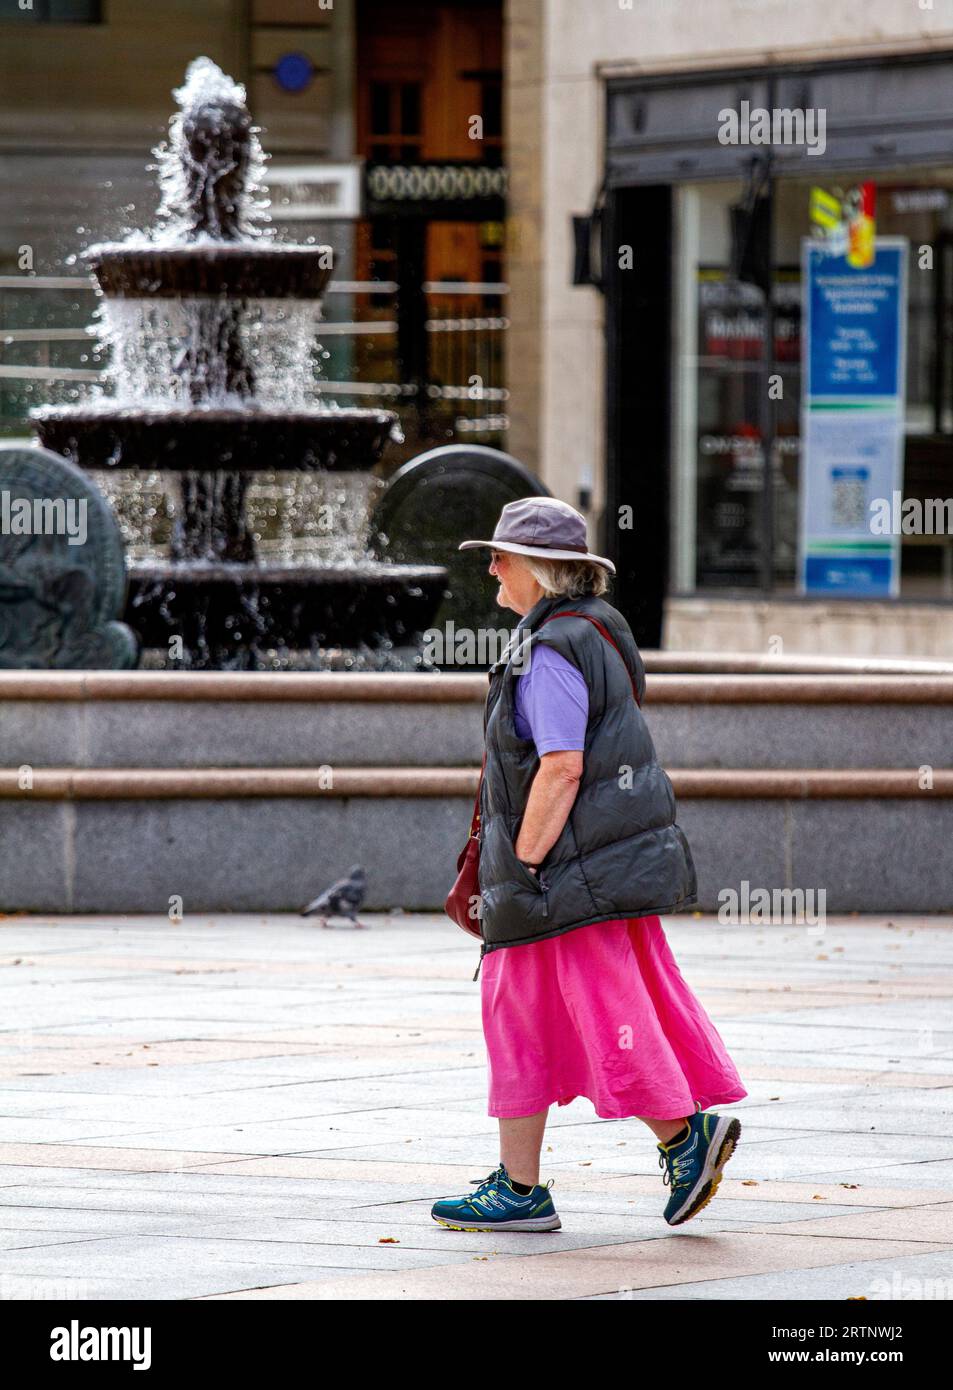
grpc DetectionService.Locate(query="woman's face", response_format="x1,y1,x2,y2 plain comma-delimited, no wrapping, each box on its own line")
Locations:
489,548,545,616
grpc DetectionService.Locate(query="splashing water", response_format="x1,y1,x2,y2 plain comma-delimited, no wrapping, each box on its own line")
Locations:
156,57,271,244
94,298,326,408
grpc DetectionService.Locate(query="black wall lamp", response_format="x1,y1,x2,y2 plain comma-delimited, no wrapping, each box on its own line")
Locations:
730,153,772,295
572,182,606,290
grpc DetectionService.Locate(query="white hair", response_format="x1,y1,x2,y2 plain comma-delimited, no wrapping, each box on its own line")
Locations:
521,555,610,598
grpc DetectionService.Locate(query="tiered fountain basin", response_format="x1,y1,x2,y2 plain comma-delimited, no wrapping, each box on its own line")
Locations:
121,559,444,656
82,242,337,299
31,237,446,666
33,402,400,472
33,241,399,471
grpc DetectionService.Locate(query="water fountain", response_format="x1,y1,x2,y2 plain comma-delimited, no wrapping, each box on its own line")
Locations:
31,58,446,669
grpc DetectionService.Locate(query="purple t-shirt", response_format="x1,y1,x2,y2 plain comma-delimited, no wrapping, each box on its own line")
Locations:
513,644,589,754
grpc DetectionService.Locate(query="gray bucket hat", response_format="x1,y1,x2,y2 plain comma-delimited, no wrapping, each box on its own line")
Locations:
458,496,616,574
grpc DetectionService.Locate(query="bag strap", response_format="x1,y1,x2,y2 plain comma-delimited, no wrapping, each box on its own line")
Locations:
468,748,487,838
538,610,642,708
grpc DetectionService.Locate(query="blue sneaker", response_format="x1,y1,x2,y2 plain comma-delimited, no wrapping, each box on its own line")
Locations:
657,1108,741,1226
431,1163,561,1232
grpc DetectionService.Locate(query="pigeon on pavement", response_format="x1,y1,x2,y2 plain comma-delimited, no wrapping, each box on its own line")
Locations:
300,865,368,928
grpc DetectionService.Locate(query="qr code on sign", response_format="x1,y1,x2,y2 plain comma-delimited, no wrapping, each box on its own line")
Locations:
831,477,868,529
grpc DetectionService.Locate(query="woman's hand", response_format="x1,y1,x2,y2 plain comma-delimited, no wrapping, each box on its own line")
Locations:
514,750,584,866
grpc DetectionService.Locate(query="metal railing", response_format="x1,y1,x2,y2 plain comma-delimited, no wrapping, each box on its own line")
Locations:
0,275,510,440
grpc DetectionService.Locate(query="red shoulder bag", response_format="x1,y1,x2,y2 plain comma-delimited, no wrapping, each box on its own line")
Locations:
444,749,486,939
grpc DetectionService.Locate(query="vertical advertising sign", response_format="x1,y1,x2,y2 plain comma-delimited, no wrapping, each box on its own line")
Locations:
799,238,908,596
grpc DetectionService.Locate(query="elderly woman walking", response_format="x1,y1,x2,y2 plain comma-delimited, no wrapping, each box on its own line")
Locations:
432,496,747,1233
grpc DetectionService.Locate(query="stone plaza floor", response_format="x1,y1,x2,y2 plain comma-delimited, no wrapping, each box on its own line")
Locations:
0,910,951,1301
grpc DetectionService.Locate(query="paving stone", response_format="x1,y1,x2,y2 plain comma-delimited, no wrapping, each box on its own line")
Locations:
795,1160,953,1187
0,1143,238,1171
0,1231,106,1253
0,1232,486,1278
202,1233,950,1301
583,1248,953,1300
745,1203,953,1242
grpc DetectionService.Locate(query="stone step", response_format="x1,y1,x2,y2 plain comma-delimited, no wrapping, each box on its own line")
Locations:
1,779,950,914
2,670,951,914
2,671,952,770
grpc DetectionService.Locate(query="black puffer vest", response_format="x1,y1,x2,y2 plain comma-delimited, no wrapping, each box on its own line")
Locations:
476,592,698,964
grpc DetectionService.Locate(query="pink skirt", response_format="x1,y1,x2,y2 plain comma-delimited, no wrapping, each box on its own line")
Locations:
480,915,748,1120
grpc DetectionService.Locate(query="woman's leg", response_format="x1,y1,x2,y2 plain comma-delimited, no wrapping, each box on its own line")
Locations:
499,1108,549,1186
639,1114,692,1144
500,1109,688,1188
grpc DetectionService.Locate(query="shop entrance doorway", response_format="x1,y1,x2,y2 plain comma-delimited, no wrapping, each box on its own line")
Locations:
603,183,673,647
